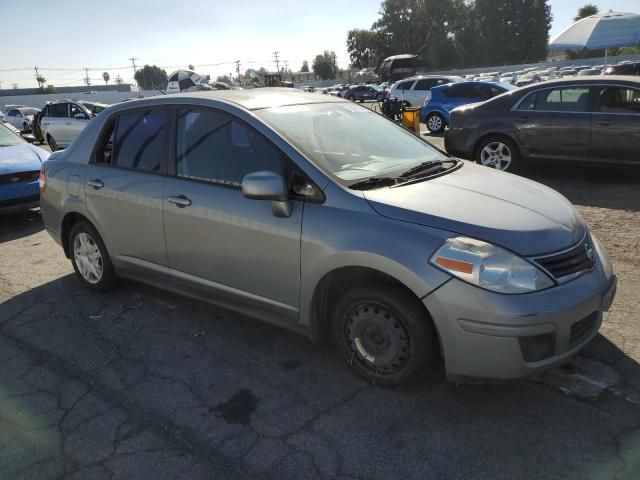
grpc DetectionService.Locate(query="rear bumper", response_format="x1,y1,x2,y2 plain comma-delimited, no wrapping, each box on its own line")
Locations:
423,258,616,381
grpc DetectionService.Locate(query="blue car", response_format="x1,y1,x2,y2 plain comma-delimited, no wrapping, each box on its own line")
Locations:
0,122,49,214
421,81,517,133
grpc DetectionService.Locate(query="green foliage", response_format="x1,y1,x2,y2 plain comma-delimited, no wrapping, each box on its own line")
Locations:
102,72,110,85
300,60,309,72
312,51,337,80
36,75,46,89
574,4,599,22
346,0,553,70
134,65,168,90
44,85,56,93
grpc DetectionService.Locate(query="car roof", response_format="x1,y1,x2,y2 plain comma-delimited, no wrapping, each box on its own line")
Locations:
519,76,639,89
104,88,346,112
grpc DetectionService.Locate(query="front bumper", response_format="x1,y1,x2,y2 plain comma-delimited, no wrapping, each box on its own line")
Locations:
423,259,616,381
0,181,40,214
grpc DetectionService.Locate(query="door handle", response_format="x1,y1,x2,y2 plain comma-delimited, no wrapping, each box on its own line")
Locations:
65,122,72,125
516,117,529,123
167,195,192,208
87,179,104,189
595,120,613,127
43,122,49,126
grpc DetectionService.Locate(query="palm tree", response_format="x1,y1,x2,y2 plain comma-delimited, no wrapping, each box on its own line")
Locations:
35,75,46,89
102,72,110,85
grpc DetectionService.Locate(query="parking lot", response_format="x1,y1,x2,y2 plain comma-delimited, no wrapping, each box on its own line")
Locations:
1,131,640,479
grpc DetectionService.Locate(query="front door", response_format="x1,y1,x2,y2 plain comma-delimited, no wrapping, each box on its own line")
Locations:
68,103,90,144
162,106,302,319
84,107,169,278
589,85,640,164
42,103,70,145
512,86,592,161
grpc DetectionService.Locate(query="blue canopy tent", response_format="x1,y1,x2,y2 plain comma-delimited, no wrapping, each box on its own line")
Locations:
549,11,640,66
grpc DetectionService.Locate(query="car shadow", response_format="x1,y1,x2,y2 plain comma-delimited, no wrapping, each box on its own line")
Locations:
521,163,640,212
2,274,640,479
0,209,44,243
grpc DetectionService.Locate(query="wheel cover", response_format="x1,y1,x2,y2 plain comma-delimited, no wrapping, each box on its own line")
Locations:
480,141,512,170
48,136,57,151
73,232,103,284
344,302,411,375
428,115,443,131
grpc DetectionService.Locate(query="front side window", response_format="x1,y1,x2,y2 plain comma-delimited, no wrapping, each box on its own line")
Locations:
7,110,18,117
175,108,283,187
70,104,89,120
414,79,435,91
49,104,69,118
519,87,590,112
597,86,640,114
256,103,444,183
113,109,169,172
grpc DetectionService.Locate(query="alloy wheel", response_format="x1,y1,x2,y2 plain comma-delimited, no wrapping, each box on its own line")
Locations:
427,115,443,132
480,141,512,170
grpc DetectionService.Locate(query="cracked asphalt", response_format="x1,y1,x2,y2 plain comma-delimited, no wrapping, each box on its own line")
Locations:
1,156,640,479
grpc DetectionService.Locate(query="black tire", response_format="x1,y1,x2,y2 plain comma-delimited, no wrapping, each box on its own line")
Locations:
47,134,58,152
475,134,521,173
332,283,436,387
68,221,117,292
425,112,446,134
347,95,355,102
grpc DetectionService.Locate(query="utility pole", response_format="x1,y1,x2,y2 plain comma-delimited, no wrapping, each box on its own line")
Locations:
284,60,289,73
273,51,280,73
235,60,241,86
34,66,42,88
129,57,139,89
84,68,91,86
332,53,338,80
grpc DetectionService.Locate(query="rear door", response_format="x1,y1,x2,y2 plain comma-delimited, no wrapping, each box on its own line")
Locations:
84,107,170,278
589,85,640,164
162,106,303,319
511,86,592,161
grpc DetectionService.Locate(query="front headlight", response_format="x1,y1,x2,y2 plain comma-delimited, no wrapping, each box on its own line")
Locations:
591,234,613,278
430,237,554,294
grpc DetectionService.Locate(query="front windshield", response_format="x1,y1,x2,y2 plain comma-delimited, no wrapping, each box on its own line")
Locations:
0,123,25,146
256,103,445,182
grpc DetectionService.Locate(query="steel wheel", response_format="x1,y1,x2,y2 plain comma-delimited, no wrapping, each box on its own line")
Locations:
344,302,411,375
480,141,512,171
73,232,104,284
426,113,445,133
47,135,58,152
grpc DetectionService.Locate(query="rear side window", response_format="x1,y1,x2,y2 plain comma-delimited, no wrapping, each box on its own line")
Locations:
519,87,590,112
396,80,414,91
175,107,283,187
446,84,475,98
597,86,640,114
48,104,69,118
112,109,169,172
413,79,435,91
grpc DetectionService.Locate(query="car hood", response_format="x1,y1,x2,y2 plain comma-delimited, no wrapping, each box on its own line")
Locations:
362,163,585,256
0,144,49,175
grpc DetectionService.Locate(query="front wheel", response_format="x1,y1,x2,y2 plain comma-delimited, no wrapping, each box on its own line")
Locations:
69,222,117,292
475,135,521,173
47,135,58,152
332,284,436,387
425,113,446,134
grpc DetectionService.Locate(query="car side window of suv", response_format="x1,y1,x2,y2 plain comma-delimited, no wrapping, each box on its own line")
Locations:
396,80,415,91
48,103,69,118
413,79,435,91
597,87,640,114
70,103,89,120
7,109,18,117
175,107,284,188
519,87,590,112
112,109,169,173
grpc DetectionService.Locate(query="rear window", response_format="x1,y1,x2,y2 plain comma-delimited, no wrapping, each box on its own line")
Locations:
519,87,590,112
112,109,169,173
395,80,415,91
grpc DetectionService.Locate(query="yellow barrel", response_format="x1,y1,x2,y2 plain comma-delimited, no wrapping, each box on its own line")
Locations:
401,107,421,135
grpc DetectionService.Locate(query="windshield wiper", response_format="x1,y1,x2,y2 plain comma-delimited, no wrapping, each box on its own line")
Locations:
349,176,400,190
399,160,446,178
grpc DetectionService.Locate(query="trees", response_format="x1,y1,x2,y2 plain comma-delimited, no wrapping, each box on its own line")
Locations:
134,65,168,90
574,4,599,22
300,60,309,72
347,29,384,69
35,75,46,89
102,72,110,85
312,51,337,80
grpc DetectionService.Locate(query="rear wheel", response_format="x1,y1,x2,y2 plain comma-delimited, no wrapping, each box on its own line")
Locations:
332,284,436,387
426,113,446,134
47,134,58,152
69,221,117,292
475,135,521,173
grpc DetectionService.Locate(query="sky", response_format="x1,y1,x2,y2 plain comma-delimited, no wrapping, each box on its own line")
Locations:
0,0,638,89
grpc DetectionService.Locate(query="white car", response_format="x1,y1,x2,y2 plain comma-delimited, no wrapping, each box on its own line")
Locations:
40,100,95,151
388,75,463,107
3,107,40,132
0,117,21,135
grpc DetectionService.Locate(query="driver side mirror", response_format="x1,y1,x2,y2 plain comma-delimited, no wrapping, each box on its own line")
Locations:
242,171,291,218
74,113,89,120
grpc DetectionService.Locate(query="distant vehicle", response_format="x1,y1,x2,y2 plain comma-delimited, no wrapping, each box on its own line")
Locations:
499,73,517,84
445,77,640,172
515,74,541,87
421,81,517,133
605,61,640,76
344,85,385,102
40,100,94,151
119,98,139,103
376,54,418,81
388,75,463,107
80,101,109,115
3,107,40,132
0,122,49,214
577,68,602,76
560,70,578,77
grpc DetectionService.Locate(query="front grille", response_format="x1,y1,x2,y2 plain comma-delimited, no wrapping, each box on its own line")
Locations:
0,194,39,208
0,171,39,185
535,235,596,279
569,312,599,347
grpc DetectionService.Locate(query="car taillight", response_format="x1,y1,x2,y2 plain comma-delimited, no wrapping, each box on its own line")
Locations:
39,166,47,193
